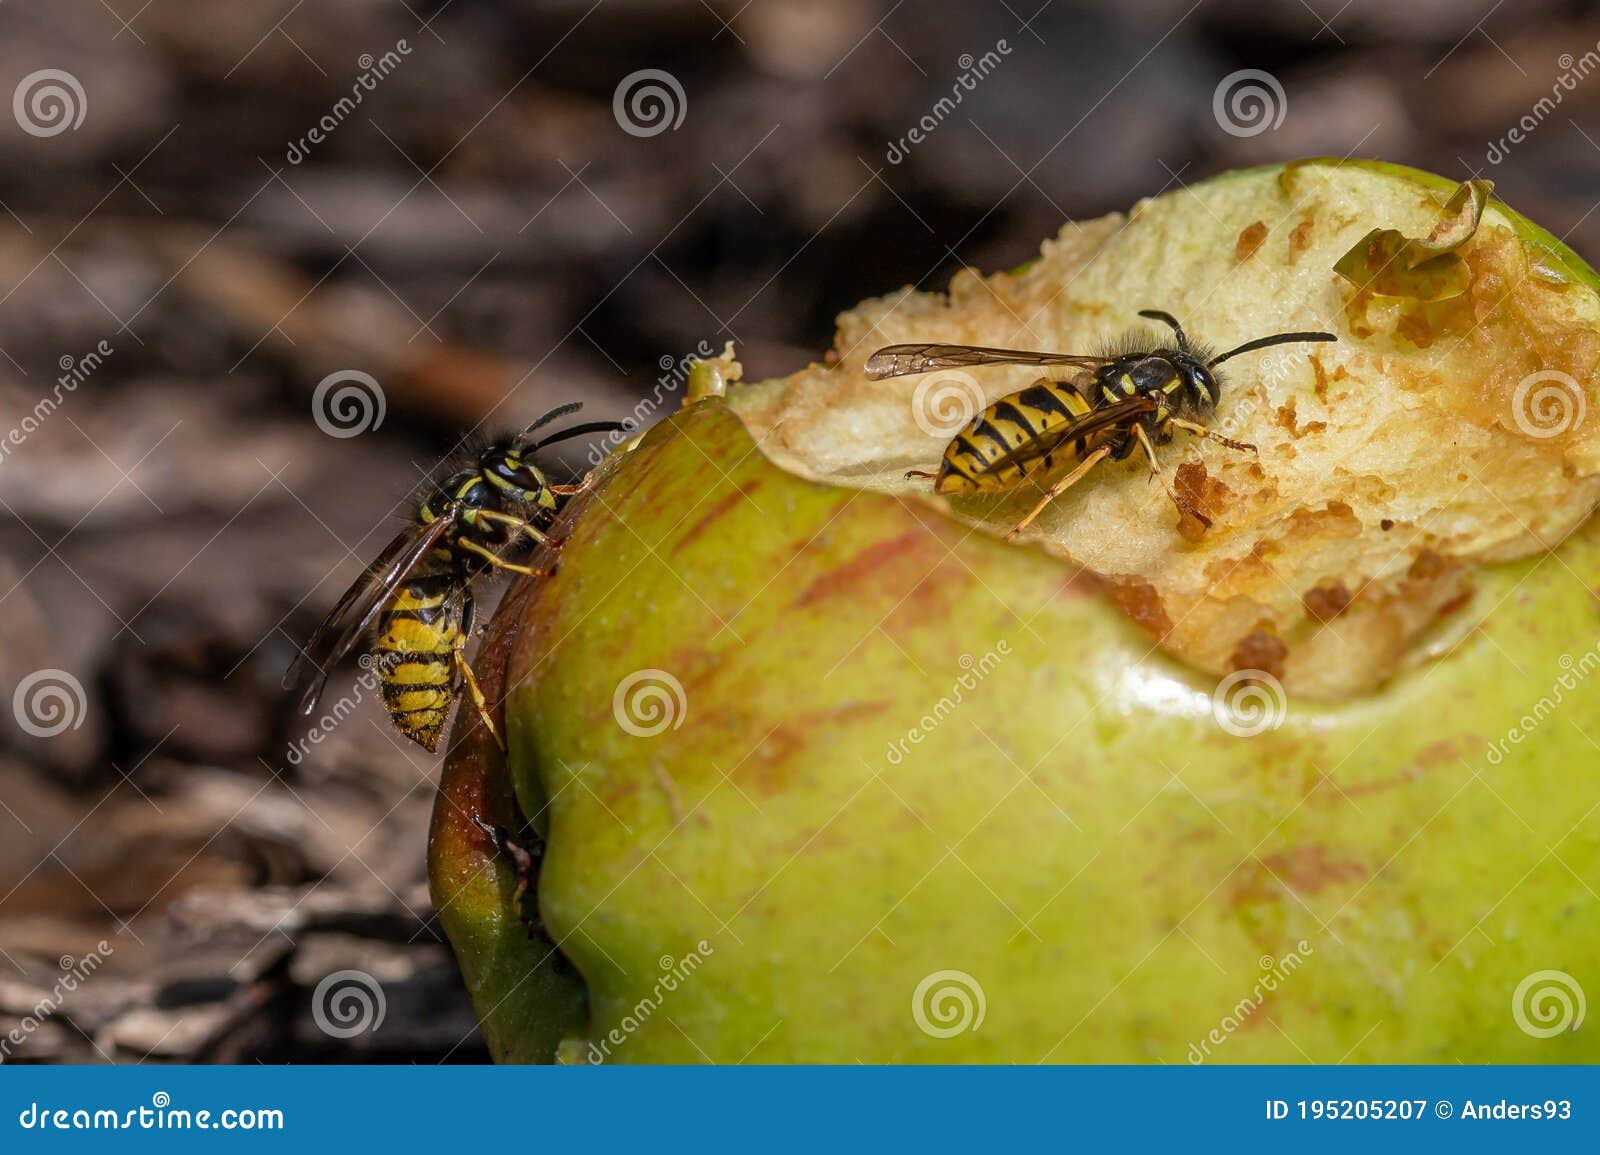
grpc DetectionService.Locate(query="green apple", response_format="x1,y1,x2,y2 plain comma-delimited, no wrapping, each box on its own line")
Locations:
430,159,1600,1062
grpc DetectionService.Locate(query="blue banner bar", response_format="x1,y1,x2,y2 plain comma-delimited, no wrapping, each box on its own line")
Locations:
3,1066,1596,1150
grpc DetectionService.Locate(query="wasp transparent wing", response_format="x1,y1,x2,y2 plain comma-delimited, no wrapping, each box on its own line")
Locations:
282,510,461,716
865,343,1109,381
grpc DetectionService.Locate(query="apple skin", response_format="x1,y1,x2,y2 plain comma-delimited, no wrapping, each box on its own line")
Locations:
428,398,1599,1063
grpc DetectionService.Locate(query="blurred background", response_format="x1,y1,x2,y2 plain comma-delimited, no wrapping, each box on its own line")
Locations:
0,0,1596,1063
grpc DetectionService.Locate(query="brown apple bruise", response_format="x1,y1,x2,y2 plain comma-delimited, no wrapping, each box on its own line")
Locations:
719,166,1600,699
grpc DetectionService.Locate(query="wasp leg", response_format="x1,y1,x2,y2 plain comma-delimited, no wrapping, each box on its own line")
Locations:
1135,424,1211,528
904,469,938,481
471,508,551,543
454,537,552,577
1170,418,1256,456
1007,446,1112,539
451,616,505,751
548,484,582,496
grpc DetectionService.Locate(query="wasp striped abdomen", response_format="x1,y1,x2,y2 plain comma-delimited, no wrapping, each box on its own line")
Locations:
373,570,464,751
937,381,1097,494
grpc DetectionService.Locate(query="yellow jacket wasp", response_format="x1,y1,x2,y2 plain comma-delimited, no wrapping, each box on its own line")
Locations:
868,310,1336,535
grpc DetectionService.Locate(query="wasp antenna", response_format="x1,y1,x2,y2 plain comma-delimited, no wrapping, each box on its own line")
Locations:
521,401,585,437
531,419,631,450
1209,331,1338,367
1137,309,1187,347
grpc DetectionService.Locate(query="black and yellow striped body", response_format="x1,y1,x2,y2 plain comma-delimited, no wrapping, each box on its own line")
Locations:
373,569,468,752
935,353,1208,495
284,401,627,755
